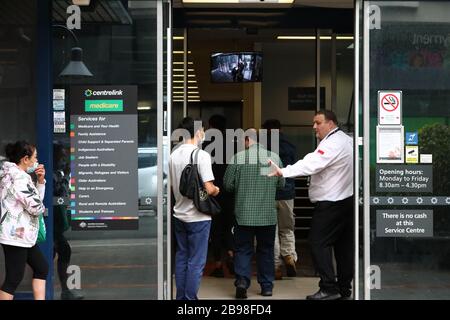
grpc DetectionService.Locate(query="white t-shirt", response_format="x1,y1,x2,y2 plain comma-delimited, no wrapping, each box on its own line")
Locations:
169,143,215,222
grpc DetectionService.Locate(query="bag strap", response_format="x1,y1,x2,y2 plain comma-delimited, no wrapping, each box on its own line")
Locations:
193,148,200,165
189,148,197,164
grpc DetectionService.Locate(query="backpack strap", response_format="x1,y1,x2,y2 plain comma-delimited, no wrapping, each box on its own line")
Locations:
193,148,200,165
189,148,197,165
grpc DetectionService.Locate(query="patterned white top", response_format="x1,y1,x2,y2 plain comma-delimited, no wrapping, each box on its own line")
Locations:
0,162,46,248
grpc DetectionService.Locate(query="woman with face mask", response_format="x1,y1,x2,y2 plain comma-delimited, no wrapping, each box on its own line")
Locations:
0,141,48,300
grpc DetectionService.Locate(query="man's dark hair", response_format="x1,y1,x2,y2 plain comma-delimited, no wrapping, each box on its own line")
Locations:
178,117,203,139
262,119,281,130
208,114,226,132
316,110,338,125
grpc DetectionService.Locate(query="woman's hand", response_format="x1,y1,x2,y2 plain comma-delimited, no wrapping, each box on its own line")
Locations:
35,164,46,184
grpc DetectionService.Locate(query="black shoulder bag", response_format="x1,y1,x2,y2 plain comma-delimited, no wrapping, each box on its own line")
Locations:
179,149,221,216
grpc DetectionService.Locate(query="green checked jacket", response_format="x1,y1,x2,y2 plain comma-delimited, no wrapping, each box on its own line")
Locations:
224,143,285,226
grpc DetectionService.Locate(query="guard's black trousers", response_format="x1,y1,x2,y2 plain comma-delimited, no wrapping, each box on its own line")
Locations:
308,196,354,296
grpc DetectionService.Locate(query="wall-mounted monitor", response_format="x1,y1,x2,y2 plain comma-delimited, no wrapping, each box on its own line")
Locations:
210,52,263,83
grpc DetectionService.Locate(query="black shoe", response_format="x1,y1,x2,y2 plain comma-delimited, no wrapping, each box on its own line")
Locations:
260,289,273,297
306,289,341,300
209,267,224,278
61,290,84,300
235,286,247,299
339,295,353,300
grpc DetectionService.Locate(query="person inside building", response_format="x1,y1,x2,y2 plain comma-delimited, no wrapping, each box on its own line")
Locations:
53,143,84,300
268,110,354,300
224,129,284,299
170,117,220,300
262,119,298,280
203,115,235,278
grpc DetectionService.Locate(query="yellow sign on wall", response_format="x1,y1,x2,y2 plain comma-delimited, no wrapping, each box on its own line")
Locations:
406,146,419,164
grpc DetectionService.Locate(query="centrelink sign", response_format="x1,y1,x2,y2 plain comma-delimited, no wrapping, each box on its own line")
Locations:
84,89,123,97
71,85,136,115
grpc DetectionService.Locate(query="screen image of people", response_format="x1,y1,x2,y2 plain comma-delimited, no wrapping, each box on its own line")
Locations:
211,52,262,83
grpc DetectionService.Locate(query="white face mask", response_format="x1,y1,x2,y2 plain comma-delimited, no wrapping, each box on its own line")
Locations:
26,161,39,174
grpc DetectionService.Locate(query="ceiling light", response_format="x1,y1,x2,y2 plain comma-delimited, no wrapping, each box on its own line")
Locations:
277,35,354,40
183,0,293,3
183,0,238,3
72,0,90,5
277,36,315,40
173,51,192,54
173,36,184,40
59,47,93,77
137,106,151,110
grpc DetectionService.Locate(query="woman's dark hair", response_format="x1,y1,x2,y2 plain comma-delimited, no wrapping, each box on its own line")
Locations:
5,141,36,164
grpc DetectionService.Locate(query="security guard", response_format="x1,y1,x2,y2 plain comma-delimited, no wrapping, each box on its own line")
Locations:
269,110,354,300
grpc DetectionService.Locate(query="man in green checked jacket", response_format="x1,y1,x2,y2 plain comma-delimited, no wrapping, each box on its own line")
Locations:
224,129,284,299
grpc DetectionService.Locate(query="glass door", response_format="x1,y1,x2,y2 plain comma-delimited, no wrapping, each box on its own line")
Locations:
359,0,450,299
51,0,171,300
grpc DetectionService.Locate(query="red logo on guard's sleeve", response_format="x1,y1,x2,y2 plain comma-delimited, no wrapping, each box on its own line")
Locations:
317,149,325,155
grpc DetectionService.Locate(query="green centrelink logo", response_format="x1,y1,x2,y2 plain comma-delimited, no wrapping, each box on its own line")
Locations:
84,89,93,97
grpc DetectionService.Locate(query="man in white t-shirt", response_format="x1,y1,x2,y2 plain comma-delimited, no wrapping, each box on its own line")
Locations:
170,117,220,300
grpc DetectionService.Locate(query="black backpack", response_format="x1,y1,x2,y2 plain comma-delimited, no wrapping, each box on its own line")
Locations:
179,149,221,216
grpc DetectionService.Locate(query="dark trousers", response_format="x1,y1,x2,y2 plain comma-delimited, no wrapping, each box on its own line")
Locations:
234,224,276,291
210,211,234,262
308,196,354,296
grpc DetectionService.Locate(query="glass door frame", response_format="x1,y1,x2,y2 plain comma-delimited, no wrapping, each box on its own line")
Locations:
157,0,172,300
356,0,373,300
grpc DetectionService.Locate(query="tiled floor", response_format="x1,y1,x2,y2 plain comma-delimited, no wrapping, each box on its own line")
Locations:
198,276,320,300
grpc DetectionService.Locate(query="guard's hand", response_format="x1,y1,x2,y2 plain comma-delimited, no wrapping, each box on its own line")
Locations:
214,186,220,196
267,159,283,177
35,164,46,184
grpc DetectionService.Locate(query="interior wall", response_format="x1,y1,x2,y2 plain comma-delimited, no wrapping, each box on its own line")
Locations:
187,29,354,129
261,40,354,127
262,41,317,126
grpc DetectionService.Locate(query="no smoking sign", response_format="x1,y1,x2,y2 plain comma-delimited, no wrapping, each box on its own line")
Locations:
378,90,402,125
